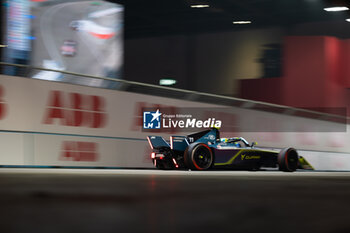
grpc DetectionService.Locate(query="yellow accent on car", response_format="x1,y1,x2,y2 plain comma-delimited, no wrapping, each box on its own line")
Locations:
298,156,315,170
214,149,274,166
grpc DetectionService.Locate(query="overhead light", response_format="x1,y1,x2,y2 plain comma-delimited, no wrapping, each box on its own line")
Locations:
324,6,349,12
191,4,209,8
159,78,177,86
233,21,252,24
346,19,350,22
0,44,8,48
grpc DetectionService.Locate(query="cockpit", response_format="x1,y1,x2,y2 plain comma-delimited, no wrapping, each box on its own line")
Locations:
219,137,252,148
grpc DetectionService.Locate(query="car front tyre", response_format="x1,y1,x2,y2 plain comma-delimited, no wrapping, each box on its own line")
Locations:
278,148,299,172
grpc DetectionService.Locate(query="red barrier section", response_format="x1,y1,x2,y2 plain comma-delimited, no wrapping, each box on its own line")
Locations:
283,36,328,107
240,78,283,104
323,37,346,108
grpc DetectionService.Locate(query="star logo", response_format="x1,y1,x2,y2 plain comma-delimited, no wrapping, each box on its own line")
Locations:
150,109,162,122
143,109,162,129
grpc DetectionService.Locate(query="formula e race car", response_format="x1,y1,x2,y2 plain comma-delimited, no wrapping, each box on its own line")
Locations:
147,128,314,172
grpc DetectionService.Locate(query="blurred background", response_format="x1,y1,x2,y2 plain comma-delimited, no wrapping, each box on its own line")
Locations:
3,0,350,110
1,2,350,233
1,0,350,165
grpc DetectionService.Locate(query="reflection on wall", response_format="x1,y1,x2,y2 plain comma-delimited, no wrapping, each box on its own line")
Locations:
30,0,123,88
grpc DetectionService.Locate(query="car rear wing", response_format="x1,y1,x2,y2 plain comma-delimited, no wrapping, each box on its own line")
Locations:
147,135,190,152
170,136,189,151
147,136,170,150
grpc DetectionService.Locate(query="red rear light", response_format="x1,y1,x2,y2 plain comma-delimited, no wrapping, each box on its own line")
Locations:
151,152,156,159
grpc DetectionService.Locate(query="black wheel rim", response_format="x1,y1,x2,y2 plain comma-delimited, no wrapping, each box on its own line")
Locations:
192,146,212,169
286,150,298,171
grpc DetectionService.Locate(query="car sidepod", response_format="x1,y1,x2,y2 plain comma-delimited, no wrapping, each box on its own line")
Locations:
213,148,278,170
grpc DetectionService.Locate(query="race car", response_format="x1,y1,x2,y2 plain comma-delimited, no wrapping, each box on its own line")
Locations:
60,40,77,56
147,128,314,172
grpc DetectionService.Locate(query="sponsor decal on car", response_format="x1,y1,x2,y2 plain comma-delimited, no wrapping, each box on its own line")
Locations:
241,154,261,160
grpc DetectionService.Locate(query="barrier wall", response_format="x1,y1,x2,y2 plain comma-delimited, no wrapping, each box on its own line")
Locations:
0,75,349,170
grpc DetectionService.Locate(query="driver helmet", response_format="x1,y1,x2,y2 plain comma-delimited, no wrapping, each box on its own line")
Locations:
220,138,228,143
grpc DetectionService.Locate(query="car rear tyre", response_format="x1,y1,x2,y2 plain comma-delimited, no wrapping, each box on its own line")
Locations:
184,143,214,170
278,148,299,172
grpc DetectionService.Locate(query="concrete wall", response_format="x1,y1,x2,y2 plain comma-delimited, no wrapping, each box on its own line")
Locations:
0,74,350,170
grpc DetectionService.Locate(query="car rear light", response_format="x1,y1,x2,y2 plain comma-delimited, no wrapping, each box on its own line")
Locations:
151,152,165,159
151,152,156,159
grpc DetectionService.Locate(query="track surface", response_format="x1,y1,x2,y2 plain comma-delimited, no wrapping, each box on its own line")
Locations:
0,169,350,233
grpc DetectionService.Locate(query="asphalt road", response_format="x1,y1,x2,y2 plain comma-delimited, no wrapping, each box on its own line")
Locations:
0,168,349,233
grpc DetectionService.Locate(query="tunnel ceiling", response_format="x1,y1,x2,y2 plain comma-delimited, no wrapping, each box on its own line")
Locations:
112,0,350,38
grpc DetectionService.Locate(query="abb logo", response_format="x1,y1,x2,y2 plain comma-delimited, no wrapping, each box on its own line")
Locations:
60,141,99,161
0,85,7,120
43,91,107,128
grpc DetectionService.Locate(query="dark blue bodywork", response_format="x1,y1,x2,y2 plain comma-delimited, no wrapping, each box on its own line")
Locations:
147,128,313,170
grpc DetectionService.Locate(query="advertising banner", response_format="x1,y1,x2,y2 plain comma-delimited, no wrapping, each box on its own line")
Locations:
0,74,349,170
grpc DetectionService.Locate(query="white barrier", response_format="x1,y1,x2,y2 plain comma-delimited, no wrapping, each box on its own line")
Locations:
0,74,349,170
